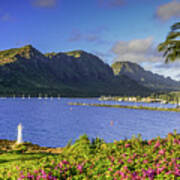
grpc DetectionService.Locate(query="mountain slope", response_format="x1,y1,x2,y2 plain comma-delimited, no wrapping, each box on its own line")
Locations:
112,61,180,91
0,45,150,97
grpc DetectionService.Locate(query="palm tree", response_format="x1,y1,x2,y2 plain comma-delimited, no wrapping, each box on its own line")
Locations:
158,22,180,63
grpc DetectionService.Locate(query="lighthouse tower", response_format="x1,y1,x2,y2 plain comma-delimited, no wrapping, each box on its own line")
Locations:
17,123,23,144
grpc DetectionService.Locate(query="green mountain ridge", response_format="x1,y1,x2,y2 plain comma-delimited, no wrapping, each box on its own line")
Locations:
0,45,38,59
0,45,151,97
3,45,179,97
112,61,180,92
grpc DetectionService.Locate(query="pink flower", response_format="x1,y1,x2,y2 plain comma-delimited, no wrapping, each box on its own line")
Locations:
132,153,137,159
143,160,148,164
118,159,123,164
125,143,131,148
147,168,155,180
154,140,160,148
158,149,165,155
62,160,69,165
165,171,172,175
58,162,63,168
173,139,178,144
142,169,148,177
108,168,112,171
123,166,128,171
174,167,180,176
148,140,152,145
128,159,132,163
122,153,126,158
77,164,83,173
120,172,125,177
115,171,125,177
156,167,165,174
40,169,46,175
113,170,121,176
110,156,115,162
132,171,138,178
34,170,39,174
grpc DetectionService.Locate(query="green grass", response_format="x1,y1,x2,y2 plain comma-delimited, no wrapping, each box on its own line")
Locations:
0,152,58,179
0,152,47,166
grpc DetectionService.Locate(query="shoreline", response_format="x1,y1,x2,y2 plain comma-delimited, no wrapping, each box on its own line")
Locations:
0,139,63,154
69,102,180,112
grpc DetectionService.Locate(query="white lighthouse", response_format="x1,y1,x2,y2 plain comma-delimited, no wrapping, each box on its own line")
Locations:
17,123,23,144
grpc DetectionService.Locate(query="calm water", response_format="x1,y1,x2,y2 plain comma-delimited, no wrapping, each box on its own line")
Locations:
0,98,179,147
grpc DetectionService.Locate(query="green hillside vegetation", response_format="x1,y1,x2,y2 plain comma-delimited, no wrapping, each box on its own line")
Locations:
1,45,180,97
112,61,138,75
0,45,43,65
0,45,152,97
152,91,180,104
0,132,179,179
111,61,180,91
65,50,82,58
0,47,20,65
44,52,57,59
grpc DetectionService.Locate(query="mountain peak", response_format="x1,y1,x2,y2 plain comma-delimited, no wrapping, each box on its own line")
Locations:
0,45,44,65
19,44,42,57
22,44,34,49
111,61,180,91
45,50,87,59
111,61,143,75
65,50,85,58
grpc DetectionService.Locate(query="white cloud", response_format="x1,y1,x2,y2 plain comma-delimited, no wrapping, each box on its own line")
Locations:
32,0,57,8
141,61,180,81
68,27,108,44
110,37,180,80
156,0,180,21
176,73,180,79
111,37,162,63
68,30,100,43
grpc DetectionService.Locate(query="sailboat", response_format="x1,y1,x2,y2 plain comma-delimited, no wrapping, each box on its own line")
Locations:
22,94,25,99
44,94,48,100
57,94,61,100
38,94,42,100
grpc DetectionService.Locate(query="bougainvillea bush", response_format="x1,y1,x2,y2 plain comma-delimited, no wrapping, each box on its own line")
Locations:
0,132,179,179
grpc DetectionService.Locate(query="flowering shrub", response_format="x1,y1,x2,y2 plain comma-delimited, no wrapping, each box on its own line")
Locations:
0,132,179,179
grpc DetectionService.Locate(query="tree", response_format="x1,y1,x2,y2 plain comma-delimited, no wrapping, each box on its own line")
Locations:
158,22,180,63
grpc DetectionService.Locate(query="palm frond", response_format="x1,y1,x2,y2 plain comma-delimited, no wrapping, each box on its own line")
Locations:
158,22,180,62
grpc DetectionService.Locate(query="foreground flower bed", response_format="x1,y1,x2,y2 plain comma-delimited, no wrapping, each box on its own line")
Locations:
0,132,179,179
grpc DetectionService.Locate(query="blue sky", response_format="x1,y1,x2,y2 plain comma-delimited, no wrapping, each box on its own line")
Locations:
0,0,180,80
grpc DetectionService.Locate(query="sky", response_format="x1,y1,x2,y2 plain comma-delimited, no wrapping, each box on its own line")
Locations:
0,0,180,80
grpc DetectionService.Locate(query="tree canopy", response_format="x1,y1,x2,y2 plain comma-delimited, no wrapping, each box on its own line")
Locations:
158,22,180,63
